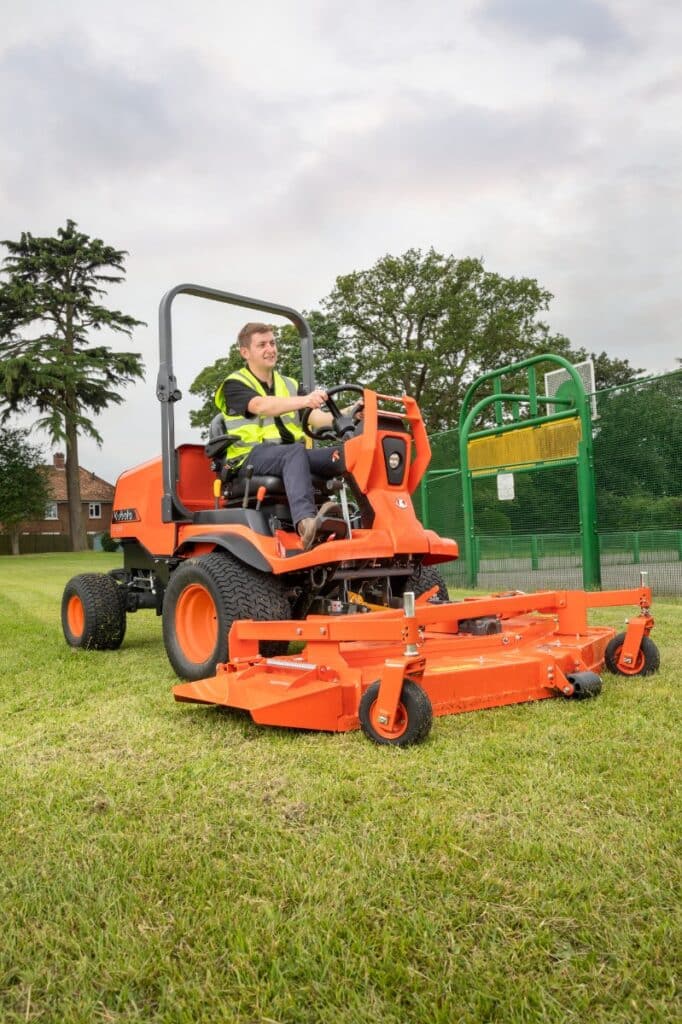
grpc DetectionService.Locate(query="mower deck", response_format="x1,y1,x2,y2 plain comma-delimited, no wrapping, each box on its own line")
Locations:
173,585,655,744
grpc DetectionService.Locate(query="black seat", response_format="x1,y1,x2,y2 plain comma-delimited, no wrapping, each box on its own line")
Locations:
228,473,287,500
226,471,340,506
205,413,341,511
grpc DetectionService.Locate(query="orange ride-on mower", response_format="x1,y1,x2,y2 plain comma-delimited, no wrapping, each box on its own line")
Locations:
61,284,660,745
61,284,457,680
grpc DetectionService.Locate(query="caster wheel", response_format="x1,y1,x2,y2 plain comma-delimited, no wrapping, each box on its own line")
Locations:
604,633,660,677
359,678,432,747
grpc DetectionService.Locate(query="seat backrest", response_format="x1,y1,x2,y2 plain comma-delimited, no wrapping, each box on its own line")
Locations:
205,413,235,472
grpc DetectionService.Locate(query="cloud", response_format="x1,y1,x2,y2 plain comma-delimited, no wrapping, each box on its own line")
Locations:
1,0,680,486
245,92,583,236
479,0,631,51
0,31,304,214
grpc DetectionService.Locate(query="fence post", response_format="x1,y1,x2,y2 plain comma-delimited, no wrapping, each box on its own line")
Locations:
473,534,481,581
418,474,430,530
530,535,539,570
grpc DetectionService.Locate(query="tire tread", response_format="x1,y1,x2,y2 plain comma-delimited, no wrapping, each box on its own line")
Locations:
61,573,127,650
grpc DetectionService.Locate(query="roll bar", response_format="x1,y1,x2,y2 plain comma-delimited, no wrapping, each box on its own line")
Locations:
156,283,315,522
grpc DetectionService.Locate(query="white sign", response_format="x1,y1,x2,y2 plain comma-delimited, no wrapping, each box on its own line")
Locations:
497,473,515,501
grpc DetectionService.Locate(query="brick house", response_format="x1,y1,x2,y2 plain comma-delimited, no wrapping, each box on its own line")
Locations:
28,452,116,540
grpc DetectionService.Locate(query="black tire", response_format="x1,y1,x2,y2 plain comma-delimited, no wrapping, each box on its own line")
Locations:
162,551,291,681
400,565,449,603
61,573,127,650
359,678,433,747
604,632,660,677
565,671,603,700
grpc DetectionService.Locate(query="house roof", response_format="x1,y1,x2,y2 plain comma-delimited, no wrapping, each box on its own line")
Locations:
47,466,115,503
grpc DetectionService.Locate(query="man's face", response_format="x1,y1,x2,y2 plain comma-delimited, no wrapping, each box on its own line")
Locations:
241,330,277,379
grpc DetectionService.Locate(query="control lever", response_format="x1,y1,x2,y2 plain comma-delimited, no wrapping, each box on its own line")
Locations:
339,481,353,540
241,465,254,509
255,485,266,511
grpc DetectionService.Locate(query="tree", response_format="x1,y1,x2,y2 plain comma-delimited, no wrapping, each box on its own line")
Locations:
318,249,642,432
189,248,642,435
583,350,642,391
0,220,145,550
0,427,50,555
593,372,682,505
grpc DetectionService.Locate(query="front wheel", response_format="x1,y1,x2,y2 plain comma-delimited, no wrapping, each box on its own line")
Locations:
399,565,449,603
61,573,127,650
162,552,290,681
359,678,432,747
604,633,660,676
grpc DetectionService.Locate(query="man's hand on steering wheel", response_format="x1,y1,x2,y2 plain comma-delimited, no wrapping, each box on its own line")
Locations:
300,383,365,442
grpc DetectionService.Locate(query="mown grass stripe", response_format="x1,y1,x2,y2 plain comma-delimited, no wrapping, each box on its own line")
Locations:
0,553,680,1023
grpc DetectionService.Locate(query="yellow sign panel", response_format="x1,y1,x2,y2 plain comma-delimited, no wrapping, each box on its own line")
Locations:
468,417,582,473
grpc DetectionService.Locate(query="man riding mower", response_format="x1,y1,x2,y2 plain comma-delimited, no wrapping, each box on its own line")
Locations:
61,284,457,681
212,319,363,551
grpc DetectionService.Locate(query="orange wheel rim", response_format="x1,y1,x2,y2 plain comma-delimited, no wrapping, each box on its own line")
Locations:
614,645,645,675
175,584,218,665
369,700,409,740
67,595,85,638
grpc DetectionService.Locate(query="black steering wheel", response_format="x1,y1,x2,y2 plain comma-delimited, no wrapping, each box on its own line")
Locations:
300,383,365,442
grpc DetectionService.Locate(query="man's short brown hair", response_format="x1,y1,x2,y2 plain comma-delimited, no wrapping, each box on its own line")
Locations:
237,322,274,349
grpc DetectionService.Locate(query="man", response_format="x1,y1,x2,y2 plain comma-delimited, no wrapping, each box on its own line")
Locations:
215,322,353,550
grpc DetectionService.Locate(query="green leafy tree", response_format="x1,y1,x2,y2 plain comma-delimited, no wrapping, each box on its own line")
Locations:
593,372,682,531
315,248,570,432
585,350,642,391
189,248,642,435
0,220,145,550
0,426,50,555
319,249,643,432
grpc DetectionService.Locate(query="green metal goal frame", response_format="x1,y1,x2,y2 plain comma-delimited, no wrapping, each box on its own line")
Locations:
458,354,600,589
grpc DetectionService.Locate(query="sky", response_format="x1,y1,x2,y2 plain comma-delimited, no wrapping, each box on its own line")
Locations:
1,0,680,483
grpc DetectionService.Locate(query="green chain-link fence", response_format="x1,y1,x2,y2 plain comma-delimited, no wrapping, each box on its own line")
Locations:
418,370,682,595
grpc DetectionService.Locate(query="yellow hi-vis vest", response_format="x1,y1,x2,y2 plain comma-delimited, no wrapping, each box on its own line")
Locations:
215,367,306,466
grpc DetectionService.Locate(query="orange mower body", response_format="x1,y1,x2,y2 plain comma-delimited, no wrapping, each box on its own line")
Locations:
60,284,661,742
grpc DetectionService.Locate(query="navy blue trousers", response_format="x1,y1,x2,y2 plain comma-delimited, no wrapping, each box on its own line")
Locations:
239,442,344,525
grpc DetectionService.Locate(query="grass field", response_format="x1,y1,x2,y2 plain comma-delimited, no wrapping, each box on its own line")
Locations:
1,553,680,1024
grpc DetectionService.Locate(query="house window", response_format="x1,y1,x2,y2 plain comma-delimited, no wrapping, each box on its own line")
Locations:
45,502,58,520
88,502,102,519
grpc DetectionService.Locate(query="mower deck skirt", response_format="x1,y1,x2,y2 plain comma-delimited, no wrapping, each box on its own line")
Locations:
173,587,652,733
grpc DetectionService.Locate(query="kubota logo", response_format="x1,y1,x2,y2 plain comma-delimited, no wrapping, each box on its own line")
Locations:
395,498,408,509
112,508,140,523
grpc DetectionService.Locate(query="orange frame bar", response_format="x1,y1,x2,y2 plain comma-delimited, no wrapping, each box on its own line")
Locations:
228,587,653,657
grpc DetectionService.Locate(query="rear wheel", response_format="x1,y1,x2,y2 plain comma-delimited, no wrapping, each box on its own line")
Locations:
162,552,290,681
604,632,660,676
359,678,433,747
61,573,127,650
